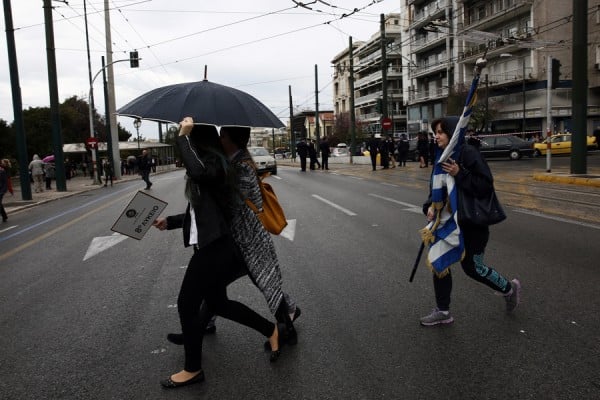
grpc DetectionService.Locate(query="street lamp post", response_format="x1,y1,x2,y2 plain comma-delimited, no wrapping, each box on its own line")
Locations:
133,118,142,150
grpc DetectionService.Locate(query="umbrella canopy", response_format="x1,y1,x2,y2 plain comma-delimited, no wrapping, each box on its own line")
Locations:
117,80,284,128
42,155,55,163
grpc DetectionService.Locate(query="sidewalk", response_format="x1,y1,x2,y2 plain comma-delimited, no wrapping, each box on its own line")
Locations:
4,165,178,215
277,156,600,188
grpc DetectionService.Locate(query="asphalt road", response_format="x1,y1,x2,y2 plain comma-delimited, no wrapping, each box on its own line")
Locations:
0,163,599,400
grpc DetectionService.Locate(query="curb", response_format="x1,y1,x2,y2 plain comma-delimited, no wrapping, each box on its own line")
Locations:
532,173,600,187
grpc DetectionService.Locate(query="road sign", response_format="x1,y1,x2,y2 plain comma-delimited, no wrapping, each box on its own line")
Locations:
381,118,392,130
86,137,99,149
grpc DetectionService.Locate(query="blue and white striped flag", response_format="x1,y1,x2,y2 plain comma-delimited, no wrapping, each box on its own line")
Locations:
420,61,485,277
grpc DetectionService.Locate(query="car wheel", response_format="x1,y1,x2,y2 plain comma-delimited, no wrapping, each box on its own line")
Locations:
534,149,541,157
272,168,277,175
509,150,521,160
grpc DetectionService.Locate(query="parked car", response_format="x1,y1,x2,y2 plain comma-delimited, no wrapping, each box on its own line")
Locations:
477,135,534,160
248,146,277,175
533,133,598,156
331,143,349,157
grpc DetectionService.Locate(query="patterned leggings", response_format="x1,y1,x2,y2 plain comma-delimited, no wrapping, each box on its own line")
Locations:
434,224,511,311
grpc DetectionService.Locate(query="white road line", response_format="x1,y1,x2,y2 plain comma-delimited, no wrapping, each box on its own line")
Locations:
0,225,17,234
369,193,423,214
513,208,600,230
311,194,357,216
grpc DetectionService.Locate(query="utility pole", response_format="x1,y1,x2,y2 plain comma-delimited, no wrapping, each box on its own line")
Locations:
571,0,587,174
83,0,101,185
289,85,296,159
43,0,66,191
314,64,320,155
349,36,356,163
380,14,388,119
104,0,121,179
546,56,553,172
3,0,31,200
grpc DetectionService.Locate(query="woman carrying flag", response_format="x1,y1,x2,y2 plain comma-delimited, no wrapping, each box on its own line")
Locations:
419,116,521,326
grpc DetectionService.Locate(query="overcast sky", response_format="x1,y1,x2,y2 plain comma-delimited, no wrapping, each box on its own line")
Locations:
1,0,401,140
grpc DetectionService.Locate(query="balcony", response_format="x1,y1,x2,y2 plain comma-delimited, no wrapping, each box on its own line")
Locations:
410,0,448,30
462,0,531,33
411,59,449,79
355,67,404,89
407,87,449,104
412,32,447,54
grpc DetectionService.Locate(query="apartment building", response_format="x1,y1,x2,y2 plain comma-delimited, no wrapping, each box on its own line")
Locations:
332,14,406,139
333,1,600,139
405,0,600,135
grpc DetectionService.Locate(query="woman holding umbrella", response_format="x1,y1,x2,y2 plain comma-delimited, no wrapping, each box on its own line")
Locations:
152,118,280,388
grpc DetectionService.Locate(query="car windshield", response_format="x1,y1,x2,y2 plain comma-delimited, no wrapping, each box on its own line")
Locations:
249,148,269,156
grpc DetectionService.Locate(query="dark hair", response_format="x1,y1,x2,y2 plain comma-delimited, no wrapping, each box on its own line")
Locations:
430,116,460,138
190,124,221,151
221,126,251,149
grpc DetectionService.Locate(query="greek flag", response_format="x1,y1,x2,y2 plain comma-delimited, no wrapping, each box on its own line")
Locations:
420,68,482,277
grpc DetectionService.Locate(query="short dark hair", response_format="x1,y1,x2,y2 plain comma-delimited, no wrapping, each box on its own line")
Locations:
221,126,251,149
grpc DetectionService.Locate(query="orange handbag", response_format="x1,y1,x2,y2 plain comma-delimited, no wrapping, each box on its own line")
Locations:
245,174,287,235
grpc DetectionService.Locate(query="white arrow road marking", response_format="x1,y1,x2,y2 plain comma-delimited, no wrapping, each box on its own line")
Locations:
312,195,357,216
83,232,128,261
368,193,423,214
279,219,296,241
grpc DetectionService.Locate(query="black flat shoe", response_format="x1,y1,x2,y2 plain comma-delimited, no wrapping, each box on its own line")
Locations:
292,306,302,322
167,333,184,345
160,370,205,389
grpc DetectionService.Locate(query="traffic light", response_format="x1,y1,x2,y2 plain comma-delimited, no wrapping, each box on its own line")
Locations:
551,58,561,89
376,98,383,113
130,51,139,68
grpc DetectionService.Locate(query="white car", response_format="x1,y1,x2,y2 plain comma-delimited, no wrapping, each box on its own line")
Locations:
248,147,277,175
331,143,349,157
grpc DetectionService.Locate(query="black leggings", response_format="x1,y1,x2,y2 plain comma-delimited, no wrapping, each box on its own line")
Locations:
434,224,511,311
178,235,275,372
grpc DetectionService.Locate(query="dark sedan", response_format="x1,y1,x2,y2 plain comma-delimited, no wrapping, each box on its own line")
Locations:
477,135,534,160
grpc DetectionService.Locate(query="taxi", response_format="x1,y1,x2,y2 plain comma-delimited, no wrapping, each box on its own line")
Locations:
533,133,598,156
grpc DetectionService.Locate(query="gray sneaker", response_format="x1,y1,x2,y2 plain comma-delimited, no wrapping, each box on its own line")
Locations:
420,308,454,326
505,279,521,312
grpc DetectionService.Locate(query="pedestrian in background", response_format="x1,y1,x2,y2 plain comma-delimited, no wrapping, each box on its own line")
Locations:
417,132,430,168
397,133,410,167
139,149,153,189
308,139,321,170
296,137,308,172
44,162,55,190
29,154,45,193
319,137,330,170
0,159,13,223
367,134,380,171
419,116,521,326
103,159,114,187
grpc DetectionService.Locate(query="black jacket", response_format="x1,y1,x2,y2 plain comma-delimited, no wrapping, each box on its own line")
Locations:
166,136,230,249
422,143,494,215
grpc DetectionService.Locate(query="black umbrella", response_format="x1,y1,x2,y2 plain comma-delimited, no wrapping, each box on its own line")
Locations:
117,79,283,128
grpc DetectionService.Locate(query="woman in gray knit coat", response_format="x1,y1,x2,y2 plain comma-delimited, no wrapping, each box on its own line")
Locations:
220,126,299,351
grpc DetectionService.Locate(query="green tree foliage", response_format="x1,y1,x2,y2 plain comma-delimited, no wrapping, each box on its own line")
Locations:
0,96,134,159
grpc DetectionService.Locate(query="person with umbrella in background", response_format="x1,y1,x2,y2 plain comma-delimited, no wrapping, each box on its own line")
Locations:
44,162,55,190
138,149,153,189
152,118,281,389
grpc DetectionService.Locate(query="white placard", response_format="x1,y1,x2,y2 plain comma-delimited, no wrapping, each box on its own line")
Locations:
111,191,168,240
